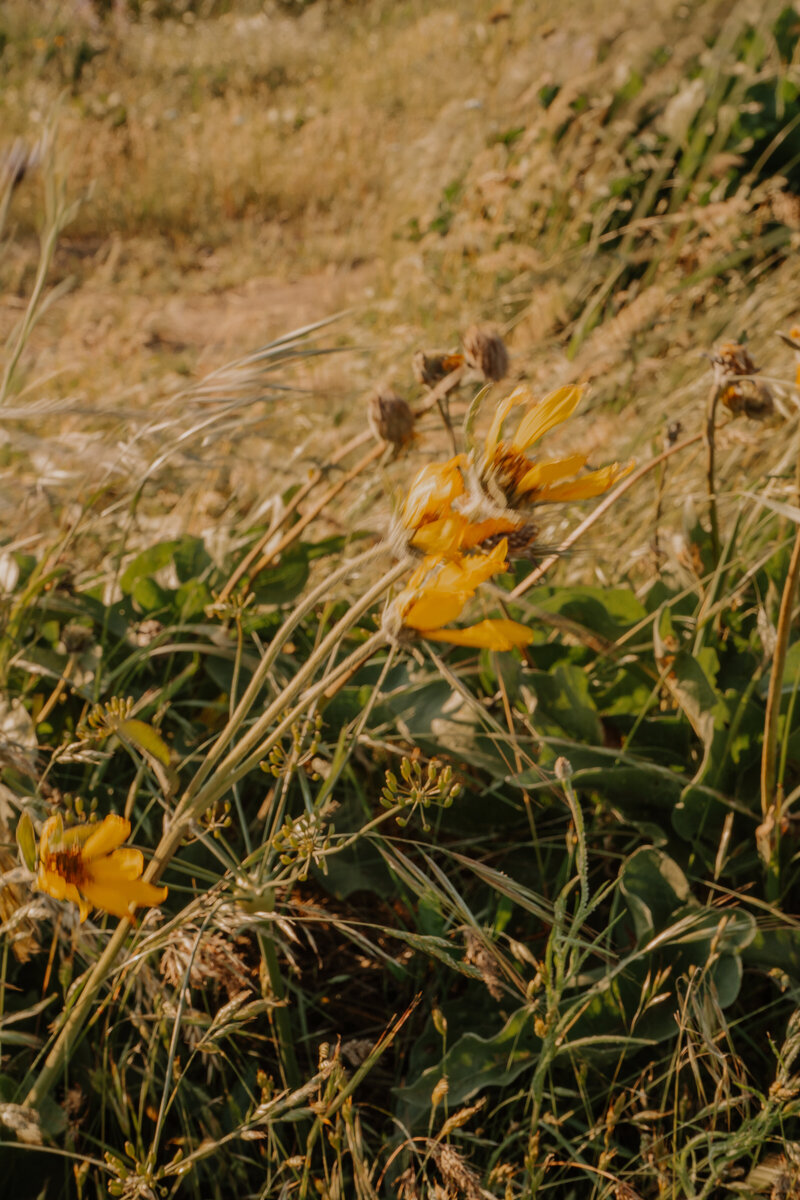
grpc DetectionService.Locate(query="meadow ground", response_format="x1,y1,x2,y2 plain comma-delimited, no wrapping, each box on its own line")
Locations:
2,1,800,1197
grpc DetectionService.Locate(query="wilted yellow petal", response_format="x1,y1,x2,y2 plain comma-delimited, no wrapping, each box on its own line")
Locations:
516,453,588,495
426,618,533,649
402,458,465,528
402,589,470,631
83,814,131,859
459,516,521,550
511,385,584,453
396,542,510,633
411,515,472,558
484,390,522,460
535,460,633,503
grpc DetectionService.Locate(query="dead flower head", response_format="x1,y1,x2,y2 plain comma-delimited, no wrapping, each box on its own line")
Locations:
711,340,775,421
412,349,465,388
368,387,415,448
462,324,509,382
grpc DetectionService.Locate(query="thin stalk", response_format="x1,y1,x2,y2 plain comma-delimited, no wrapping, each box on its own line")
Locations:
218,428,373,602
245,443,383,589
760,520,800,896
705,379,723,565
187,542,387,804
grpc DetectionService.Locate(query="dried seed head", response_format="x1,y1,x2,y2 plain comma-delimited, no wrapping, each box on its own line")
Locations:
462,324,509,381
711,341,775,422
368,387,415,446
412,349,464,387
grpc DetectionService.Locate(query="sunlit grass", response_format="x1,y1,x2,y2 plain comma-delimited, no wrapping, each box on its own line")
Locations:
2,1,800,1197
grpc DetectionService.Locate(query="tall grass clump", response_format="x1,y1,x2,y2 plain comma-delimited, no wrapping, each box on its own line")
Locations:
3,2,800,1199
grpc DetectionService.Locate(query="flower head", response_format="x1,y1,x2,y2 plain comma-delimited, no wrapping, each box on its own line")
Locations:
385,539,532,649
481,384,632,505
37,813,168,923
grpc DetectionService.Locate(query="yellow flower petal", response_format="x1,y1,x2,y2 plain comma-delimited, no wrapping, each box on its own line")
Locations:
484,390,521,460
511,385,584,453
93,847,145,882
426,618,533,649
83,814,131,859
80,878,168,919
402,457,465,528
534,460,633,503
397,541,510,633
36,811,167,923
459,516,521,550
411,515,472,558
516,453,588,495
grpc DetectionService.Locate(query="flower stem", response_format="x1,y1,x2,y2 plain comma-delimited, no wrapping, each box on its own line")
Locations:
705,379,723,565
760,519,800,898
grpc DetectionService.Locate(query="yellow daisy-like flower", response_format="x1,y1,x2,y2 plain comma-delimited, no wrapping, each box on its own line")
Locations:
482,384,632,505
402,457,466,530
386,539,533,649
37,813,168,923
402,457,524,559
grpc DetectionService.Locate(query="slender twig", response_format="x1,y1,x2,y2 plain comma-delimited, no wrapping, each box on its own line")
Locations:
511,431,703,598
245,443,383,589
760,510,800,894
705,378,723,564
218,428,373,602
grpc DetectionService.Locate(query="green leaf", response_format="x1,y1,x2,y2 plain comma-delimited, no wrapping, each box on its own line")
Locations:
120,539,183,594
395,1007,539,1120
620,847,691,943
250,552,310,606
15,811,36,872
525,663,603,744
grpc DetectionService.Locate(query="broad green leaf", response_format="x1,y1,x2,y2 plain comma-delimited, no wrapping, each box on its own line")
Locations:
120,539,183,594
620,847,691,943
250,553,310,606
524,663,603,744
395,1007,539,1119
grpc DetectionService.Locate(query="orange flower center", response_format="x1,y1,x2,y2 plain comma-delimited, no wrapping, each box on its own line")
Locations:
490,446,531,497
46,847,89,887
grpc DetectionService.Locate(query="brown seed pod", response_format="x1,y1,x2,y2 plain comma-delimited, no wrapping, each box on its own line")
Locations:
462,324,509,381
367,387,415,446
412,349,464,388
711,341,775,421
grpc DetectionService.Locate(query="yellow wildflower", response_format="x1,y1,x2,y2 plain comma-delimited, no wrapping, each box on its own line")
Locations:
37,813,167,923
402,456,524,558
481,384,632,505
402,458,466,529
385,540,532,649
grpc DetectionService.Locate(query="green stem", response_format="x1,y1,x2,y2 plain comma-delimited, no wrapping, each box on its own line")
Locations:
761,520,800,897
705,379,723,566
